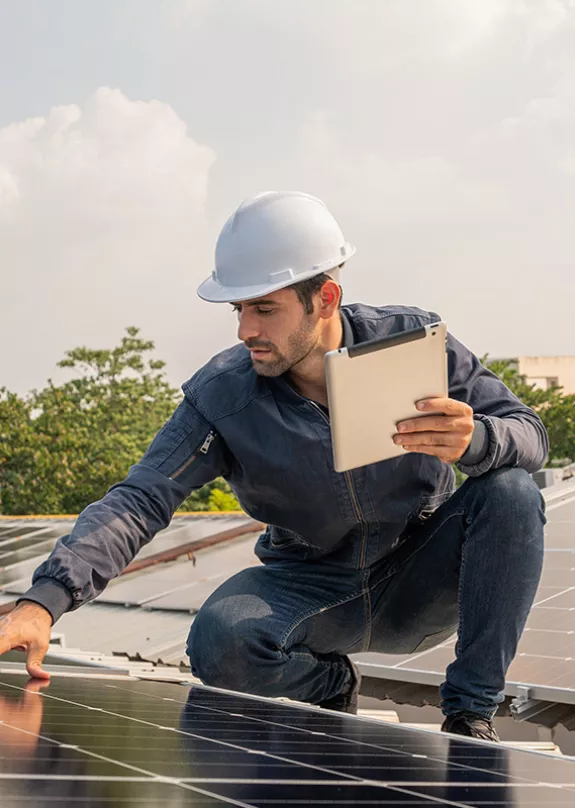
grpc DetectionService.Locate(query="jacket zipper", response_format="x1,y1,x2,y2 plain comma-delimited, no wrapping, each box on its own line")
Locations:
199,432,215,454
170,430,215,480
308,401,369,568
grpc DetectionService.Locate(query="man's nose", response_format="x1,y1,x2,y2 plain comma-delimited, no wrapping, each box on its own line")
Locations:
237,311,260,343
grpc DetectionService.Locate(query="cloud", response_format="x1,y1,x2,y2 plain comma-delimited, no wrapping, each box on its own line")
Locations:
0,87,214,236
296,112,507,227
0,88,218,394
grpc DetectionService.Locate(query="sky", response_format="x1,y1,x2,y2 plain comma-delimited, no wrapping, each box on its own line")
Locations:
1,0,574,396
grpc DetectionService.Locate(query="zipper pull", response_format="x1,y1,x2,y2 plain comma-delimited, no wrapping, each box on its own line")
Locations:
199,431,215,454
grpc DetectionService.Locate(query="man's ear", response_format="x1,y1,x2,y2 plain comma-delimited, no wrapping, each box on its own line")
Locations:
317,279,342,319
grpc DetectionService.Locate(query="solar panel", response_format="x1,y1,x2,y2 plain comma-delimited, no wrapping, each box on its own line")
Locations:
140,575,232,611
0,525,71,590
1,669,575,806
0,554,51,591
133,515,253,561
0,516,258,601
353,484,575,704
0,538,61,571
0,523,65,540
97,534,260,608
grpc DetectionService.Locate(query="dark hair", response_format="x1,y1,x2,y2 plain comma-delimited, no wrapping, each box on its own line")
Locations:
292,271,342,315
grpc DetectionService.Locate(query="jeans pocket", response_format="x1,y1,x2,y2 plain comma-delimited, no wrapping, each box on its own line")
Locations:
407,490,455,527
269,526,311,554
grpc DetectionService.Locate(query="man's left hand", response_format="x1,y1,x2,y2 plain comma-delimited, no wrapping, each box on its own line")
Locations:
394,398,475,464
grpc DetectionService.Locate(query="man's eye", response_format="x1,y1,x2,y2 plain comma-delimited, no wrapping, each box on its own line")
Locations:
256,308,274,316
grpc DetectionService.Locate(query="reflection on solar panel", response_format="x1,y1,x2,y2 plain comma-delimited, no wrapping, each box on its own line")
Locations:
354,482,575,704
1,670,575,806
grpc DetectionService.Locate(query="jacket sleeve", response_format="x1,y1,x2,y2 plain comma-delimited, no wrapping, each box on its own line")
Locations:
447,333,549,477
18,396,229,623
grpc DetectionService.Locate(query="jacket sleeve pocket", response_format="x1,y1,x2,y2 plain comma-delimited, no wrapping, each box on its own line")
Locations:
22,396,229,621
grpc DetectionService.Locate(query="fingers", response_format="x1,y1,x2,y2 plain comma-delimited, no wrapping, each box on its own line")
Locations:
0,603,53,680
402,445,461,463
416,398,473,417
24,679,50,694
397,415,465,434
25,640,50,681
0,628,17,658
394,431,463,449
393,429,471,463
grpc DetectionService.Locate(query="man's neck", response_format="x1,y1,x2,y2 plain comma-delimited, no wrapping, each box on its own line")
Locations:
287,314,343,406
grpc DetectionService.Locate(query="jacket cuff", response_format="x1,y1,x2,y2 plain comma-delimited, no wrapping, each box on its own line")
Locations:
16,577,73,625
457,414,497,478
459,418,489,467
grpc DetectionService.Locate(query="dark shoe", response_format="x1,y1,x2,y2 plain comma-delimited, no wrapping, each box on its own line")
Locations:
318,659,361,715
441,711,500,742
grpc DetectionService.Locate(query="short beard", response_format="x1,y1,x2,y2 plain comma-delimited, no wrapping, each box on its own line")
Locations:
248,318,317,378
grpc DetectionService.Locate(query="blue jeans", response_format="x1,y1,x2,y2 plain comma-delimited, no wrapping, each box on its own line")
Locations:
186,467,546,718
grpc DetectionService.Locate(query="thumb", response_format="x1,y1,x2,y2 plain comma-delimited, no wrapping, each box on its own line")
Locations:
26,640,50,681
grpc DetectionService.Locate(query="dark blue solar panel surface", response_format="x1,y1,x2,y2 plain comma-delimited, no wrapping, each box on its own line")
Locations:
1,672,575,806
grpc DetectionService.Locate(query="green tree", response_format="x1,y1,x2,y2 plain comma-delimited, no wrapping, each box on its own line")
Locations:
452,358,574,488
484,358,575,465
0,328,240,515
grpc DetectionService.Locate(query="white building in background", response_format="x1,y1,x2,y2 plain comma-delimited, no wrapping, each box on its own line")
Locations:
501,356,575,395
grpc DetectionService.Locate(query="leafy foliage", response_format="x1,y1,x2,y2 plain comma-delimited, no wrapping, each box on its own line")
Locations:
3,331,573,514
0,328,241,515
452,356,575,488
483,358,575,465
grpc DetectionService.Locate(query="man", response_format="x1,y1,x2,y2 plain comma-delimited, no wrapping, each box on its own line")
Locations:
0,191,547,742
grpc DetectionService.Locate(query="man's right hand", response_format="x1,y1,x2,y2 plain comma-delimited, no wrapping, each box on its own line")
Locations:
0,601,52,680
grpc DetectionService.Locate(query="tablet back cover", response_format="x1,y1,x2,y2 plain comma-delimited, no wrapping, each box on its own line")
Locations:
325,324,448,472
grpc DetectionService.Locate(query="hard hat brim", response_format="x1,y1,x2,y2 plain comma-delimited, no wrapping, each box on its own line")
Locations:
197,245,355,304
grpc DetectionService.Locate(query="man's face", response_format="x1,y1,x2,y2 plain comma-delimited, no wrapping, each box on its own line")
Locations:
232,288,318,377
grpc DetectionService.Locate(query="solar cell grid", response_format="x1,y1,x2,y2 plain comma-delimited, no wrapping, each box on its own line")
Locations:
0,553,51,590
0,529,55,549
132,515,253,561
0,539,61,570
538,568,575,588
525,607,575,632
513,628,575,657
0,524,56,540
1,671,575,806
141,574,233,611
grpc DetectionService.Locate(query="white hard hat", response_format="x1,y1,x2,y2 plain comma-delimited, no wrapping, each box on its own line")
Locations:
197,190,355,303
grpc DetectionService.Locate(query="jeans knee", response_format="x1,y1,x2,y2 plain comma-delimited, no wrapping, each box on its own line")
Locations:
187,605,241,689
468,468,545,558
186,602,279,694
475,468,544,517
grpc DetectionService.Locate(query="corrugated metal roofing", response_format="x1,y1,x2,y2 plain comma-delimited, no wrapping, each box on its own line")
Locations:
52,601,195,666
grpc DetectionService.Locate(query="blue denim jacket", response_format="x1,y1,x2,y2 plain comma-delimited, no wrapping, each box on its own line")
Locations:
22,304,549,622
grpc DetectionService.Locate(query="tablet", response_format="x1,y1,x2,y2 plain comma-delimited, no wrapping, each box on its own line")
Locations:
325,321,448,472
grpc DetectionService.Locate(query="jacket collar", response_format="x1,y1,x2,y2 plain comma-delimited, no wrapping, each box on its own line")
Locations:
340,307,356,349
